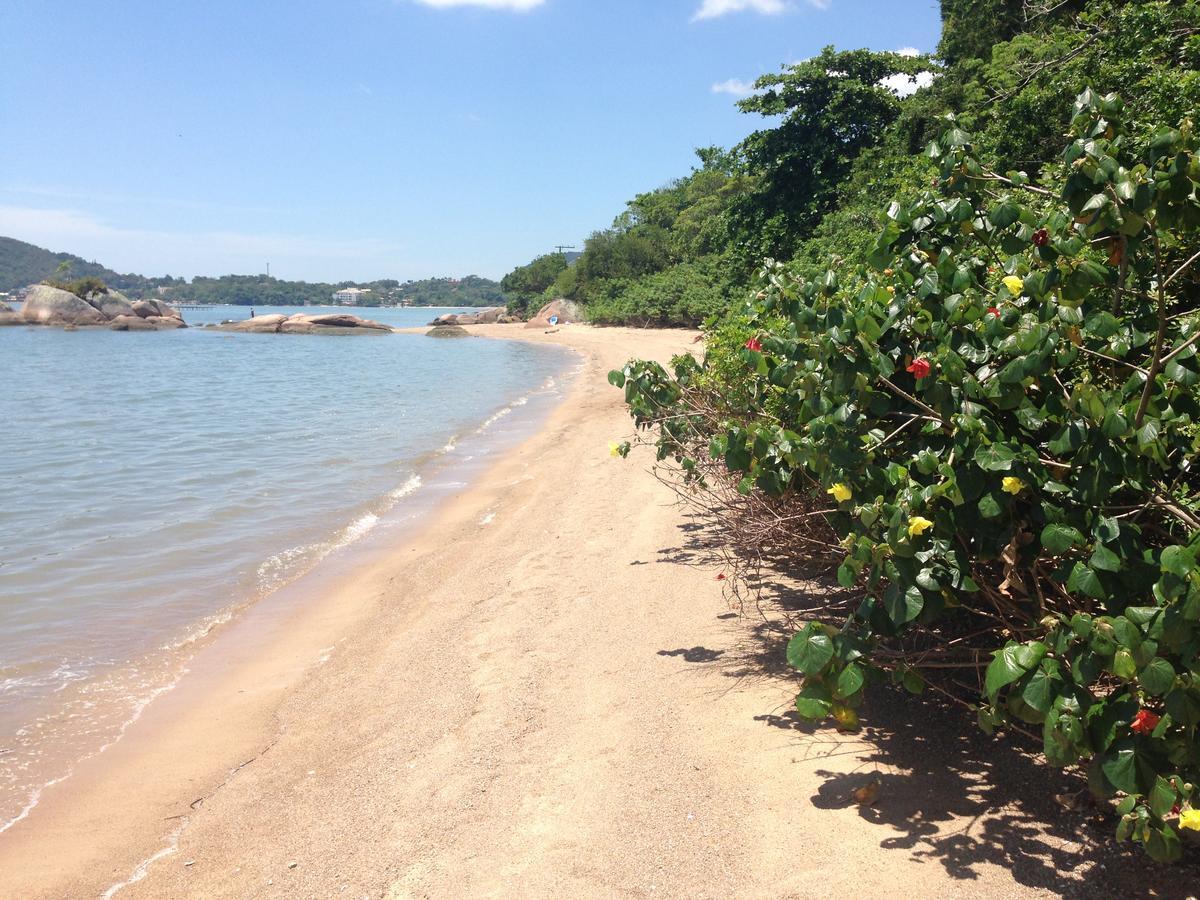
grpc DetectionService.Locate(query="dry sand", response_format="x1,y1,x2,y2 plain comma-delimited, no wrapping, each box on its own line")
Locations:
0,325,1172,898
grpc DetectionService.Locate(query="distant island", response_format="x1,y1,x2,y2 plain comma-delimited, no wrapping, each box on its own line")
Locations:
0,236,507,308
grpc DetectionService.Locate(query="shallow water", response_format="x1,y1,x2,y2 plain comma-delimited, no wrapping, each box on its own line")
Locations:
0,305,571,829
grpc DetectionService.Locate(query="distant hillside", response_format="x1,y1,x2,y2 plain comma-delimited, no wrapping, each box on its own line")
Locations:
0,236,505,306
0,236,170,296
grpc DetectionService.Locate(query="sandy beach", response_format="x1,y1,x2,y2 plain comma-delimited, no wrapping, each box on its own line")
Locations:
0,325,1163,899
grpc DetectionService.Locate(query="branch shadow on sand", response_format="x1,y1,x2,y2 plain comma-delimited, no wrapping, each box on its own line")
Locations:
654,510,1200,898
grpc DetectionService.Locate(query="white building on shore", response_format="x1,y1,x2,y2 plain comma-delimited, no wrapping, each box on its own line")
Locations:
332,287,371,306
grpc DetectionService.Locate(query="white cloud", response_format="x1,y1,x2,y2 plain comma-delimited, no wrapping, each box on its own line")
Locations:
880,71,935,97
410,0,544,9
693,0,785,21
712,78,756,97
895,46,921,57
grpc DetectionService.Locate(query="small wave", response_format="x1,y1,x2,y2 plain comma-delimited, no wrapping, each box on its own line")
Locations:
101,821,186,899
389,474,423,501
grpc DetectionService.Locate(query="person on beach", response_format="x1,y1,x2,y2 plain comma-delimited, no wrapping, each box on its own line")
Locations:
250,308,255,318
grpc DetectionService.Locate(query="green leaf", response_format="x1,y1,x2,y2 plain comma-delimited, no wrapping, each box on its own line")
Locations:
1100,743,1140,794
978,493,1002,519
1149,776,1177,818
607,370,626,388
794,681,833,720
974,443,1016,472
1160,545,1196,577
1042,524,1085,555
1139,658,1176,696
786,624,834,675
835,663,865,700
985,642,1029,699
1067,562,1107,599
1145,825,1183,864
1090,544,1121,573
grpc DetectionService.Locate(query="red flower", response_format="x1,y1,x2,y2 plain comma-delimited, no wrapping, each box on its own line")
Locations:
1033,228,1050,247
987,306,1001,318
907,358,932,379
1131,709,1161,735
745,338,763,352
716,573,726,581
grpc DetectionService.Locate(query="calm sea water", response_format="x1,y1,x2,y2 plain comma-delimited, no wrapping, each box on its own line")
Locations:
0,305,571,830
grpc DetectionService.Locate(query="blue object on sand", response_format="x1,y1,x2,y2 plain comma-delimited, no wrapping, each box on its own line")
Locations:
549,315,559,326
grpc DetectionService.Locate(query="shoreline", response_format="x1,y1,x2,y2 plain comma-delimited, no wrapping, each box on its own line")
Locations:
0,324,691,897
0,332,577,839
0,324,1105,899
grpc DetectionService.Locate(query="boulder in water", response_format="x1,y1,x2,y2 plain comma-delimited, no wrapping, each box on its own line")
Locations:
426,325,471,338
20,285,107,326
131,298,182,320
109,314,158,331
86,289,137,320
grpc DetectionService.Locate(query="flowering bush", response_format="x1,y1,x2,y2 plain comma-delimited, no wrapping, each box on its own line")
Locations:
612,91,1200,860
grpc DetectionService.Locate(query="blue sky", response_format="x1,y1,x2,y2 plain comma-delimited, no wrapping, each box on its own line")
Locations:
0,0,942,282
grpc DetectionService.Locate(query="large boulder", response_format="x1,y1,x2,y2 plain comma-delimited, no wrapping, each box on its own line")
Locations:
429,313,460,326
225,314,288,333
525,298,583,329
454,314,480,326
0,310,22,326
280,313,392,334
109,314,157,331
21,285,107,326
426,325,471,338
146,316,187,329
474,306,507,324
86,289,137,320
131,298,182,320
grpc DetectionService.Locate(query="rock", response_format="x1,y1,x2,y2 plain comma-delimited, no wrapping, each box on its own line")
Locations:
86,289,137,320
429,314,460,326
220,313,392,335
20,285,107,326
109,314,158,331
146,315,187,329
131,298,182,320
525,298,583,329
227,314,288,333
426,325,471,338
281,313,392,334
454,314,481,326
0,311,23,326
474,306,507,324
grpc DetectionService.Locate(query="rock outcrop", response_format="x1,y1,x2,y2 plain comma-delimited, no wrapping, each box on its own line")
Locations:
13,285,187,330
131,298,183,320
429,307,517,327
525,299,583,329
20,285,108,326
87,290,137,320
218,312,394,335
108,314,158,331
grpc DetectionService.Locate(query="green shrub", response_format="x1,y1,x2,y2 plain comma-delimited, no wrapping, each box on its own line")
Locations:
614,92,1200,860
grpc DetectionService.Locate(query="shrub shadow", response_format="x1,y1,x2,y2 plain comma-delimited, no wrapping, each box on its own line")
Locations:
655,510,1200,897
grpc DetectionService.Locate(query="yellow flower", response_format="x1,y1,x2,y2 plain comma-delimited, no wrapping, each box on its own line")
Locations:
827,483,853,503
1002,275,1024,297
609,442,621,458
1180,809,1200,831
908,516,935,538
1002,476,1025,495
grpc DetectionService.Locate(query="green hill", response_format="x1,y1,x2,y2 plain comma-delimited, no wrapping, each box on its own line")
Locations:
0,236,505,306
0,236,165,295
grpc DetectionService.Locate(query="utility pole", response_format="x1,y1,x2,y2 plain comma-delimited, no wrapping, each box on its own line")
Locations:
266,262,271,278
